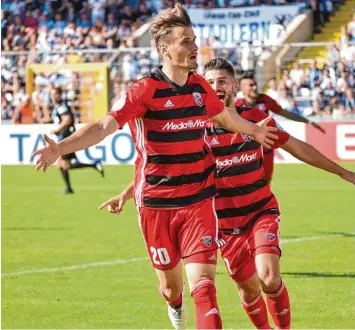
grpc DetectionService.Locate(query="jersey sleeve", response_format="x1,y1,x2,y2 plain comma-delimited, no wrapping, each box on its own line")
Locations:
268,118,290,148
260,94,283,114
108,79,149,128
197,75,224,118
57,104,70,116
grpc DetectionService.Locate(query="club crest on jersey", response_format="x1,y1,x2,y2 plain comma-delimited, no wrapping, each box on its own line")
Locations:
267,233,276,241
193,92,203,107
257,103,266,111
275,121,285,132
202,236,212,247
241,134,252,141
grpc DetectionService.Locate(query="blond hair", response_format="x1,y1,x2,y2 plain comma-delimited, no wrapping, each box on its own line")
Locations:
150,3,192,53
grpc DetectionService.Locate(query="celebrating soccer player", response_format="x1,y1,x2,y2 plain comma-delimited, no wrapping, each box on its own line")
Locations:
102,58,355,329
32,5,279,330
235,73,325,182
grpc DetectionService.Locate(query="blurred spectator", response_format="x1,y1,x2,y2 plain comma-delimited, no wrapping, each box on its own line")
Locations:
347,13,355,41
308,60,322,88
289,62,304,87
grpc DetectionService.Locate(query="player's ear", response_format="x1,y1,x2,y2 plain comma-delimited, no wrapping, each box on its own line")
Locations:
160,44,171,59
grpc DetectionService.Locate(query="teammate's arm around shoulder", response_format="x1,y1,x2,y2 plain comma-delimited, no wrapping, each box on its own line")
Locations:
212,108,279,148
98,182,134,215
281,136,355,184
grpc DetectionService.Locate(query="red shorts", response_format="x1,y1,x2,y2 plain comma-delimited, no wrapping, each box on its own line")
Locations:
219,214,281,283
263,151,274,182
138,198,219,270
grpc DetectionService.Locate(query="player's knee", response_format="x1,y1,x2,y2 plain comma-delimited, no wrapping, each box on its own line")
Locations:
160,281,183,301
62,160,70,171
258,269,281,292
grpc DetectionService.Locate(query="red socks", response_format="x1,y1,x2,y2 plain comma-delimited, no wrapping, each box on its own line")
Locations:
190,279,223,329
158,284,182,308
241,292,271,329
265,280,291,329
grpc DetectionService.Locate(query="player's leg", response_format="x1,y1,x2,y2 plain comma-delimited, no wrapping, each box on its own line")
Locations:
251,216,291,329
138,207,187,329
181,199,223,329
57,157,73,194
220,233,271,329
70,159,104,177
263,151,274,182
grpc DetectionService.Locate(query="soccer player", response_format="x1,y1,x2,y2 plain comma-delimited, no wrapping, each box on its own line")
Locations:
32,5,278,329
235,73,325,182
103,58,355,329
50,87,104,194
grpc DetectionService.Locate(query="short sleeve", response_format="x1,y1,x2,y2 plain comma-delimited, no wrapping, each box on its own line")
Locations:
108,79,149,128
260,94,283,114
197,75,224,118
269,118,290,148
57,105,70,115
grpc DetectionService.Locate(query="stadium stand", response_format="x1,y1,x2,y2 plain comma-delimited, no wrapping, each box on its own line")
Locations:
1,0,354,123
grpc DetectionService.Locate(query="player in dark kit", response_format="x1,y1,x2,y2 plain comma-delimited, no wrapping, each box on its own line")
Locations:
50,87,104,194
33,4,277,329
235,73,325,182
107,59,355,329
32,5,279,329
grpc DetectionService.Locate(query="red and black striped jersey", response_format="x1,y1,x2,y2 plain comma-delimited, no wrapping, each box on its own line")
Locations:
108,67,223,209
235,94,283,155
205,107,290,228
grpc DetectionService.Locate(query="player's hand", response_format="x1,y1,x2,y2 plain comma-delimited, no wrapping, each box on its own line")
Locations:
311,121,326,134
98,193,129,215
32,134,60,173
340,170,355,185
254,116,279,149
50,129,60,136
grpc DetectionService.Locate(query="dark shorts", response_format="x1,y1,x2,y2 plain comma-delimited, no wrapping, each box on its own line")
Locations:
61,153,76,161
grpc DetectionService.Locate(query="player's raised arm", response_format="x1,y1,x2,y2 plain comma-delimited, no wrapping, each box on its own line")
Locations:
281,136,355,184
278,109,326,133
98,181,134,214
32,115,120,173
212,108,279,148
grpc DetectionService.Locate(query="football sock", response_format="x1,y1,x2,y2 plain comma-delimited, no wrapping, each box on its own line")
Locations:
190,279,222,329
265,280,291,329
60,168,71,190
158,284,182,308
70,162,96,170
241,292,271,329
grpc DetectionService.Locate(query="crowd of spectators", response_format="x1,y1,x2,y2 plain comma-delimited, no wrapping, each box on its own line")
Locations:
266,15,355,118
1,0,353,123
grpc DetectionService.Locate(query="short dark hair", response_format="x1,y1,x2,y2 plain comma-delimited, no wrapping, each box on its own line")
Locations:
204,58,235,78
150,3,192,53
54,87,63,95
237,71,255,84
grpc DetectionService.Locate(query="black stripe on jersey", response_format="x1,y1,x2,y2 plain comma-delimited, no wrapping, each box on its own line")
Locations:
215,159,262,178
206,127,232,136
147,129,204,143
216,178,269,198
153,84,206,99
148,150,205,164
146,164,215,186
143,184,217,208
216,195,273,218
145,106,206,120
211,140,260,157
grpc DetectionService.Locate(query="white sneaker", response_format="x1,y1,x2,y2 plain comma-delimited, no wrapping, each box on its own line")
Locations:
167,301,188,329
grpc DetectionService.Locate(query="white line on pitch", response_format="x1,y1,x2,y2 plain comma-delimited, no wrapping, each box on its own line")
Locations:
2,233,353,277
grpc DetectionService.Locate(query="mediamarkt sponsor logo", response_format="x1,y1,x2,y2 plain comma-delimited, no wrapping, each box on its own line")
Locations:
217,152,257,167
163,119,206,131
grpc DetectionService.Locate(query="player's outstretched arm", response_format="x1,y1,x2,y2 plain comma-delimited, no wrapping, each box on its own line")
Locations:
212,108,279,148
279,109,326,133
32,115,119,173
282,136,355,184
98,182,134,215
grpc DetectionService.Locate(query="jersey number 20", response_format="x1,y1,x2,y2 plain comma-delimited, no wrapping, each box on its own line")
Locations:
150,247,171,265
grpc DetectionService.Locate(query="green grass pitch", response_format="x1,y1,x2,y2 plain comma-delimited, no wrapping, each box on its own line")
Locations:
2,164,355,329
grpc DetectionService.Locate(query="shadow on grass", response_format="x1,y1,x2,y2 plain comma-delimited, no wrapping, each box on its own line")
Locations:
283,272,355,278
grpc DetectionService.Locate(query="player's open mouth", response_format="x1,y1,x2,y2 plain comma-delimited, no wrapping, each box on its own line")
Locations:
216,93,225,100
189,55,197,61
